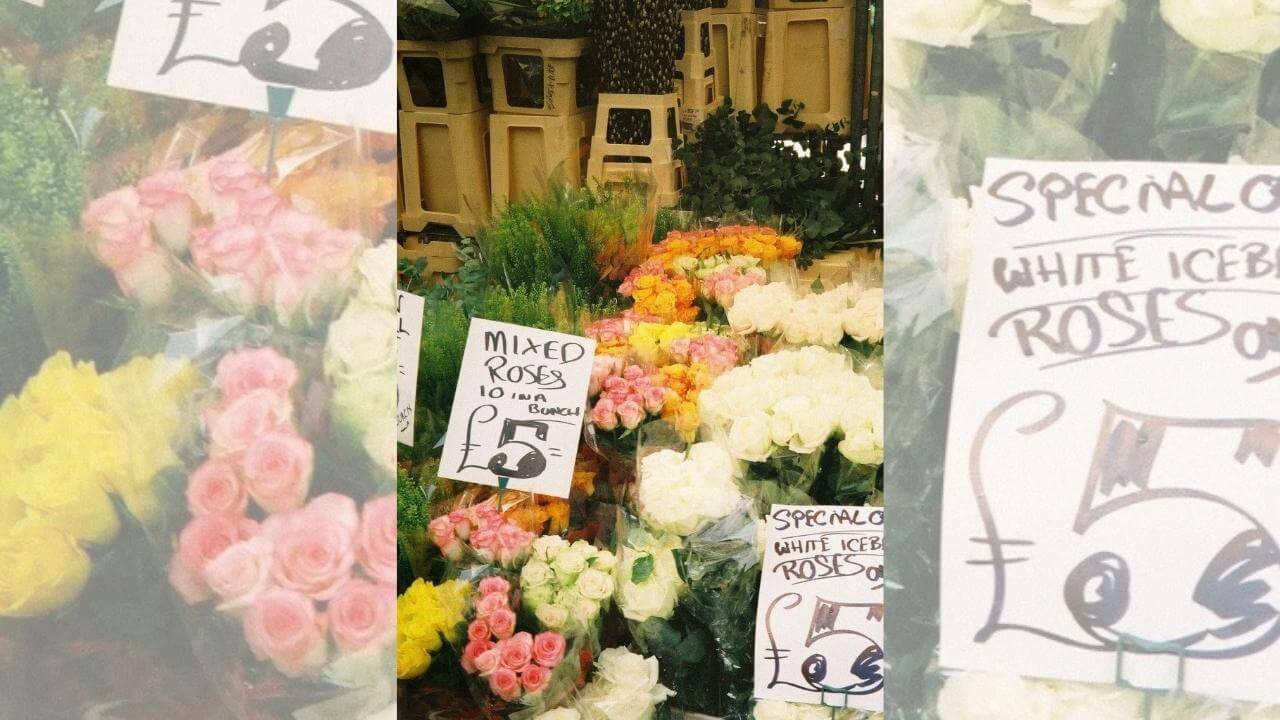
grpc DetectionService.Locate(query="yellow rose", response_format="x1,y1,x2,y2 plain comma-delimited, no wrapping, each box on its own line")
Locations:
0,517,92,617
15,453,120,545
397,639,432,680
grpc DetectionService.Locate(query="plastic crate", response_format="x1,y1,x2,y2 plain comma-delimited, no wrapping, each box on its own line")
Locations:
397,39,486,114
489,110,594,211
480,35,596,116
586,93,685,207
761,6,854,132
398,109,490,237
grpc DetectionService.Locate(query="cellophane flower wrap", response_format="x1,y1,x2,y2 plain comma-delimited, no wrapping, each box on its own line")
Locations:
885,0,1276,716
77,117,399,719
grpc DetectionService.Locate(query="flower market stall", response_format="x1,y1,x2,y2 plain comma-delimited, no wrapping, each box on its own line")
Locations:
1,2,397,718
885,1,1280,718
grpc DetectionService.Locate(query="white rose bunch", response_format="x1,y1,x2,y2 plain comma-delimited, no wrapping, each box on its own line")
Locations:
637,443,745,537
701,347,884,465
614,531,685,622
324,242,397,474
729,282,884,348
886,0,1003,48
577,648,675,720
1160,0,1280,55
520,537,616,638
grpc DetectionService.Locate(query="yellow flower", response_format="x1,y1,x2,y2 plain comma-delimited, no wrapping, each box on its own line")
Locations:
15,451,120,545
628,322,695,367
397,639,433,680
0,517,91,618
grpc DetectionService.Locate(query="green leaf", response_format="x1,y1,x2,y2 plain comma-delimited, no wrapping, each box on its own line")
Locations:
631,552,655,584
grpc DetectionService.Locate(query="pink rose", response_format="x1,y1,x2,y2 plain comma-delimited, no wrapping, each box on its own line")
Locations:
489,667,522,701
186,460,249,516
462,638,494,673
235,184,283,223
474,647,501,676
214,347,298,399
468,619,491,643
114,249,174,306
203,538,273,611
355,495,395,584
521,664,551,694
83,188,153,264
191,220,266,279
428,515,463,561
642,385,668,414
209,158,269,198
241,430,313,513
487,608,516,640
137,170,195,253
310,226,365,272
532,632,566,668
327,579,394,652
205,388,293,459
478,576,511,597
243,588,327,676
176,513,252,576
475,592,508,619
590,398,618,431
271,501,356,600
300,493,360,532
169,556,211,604
617,400,645,430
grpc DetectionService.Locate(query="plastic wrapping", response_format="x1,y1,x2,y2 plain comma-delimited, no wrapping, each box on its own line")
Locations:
884,2,1280,718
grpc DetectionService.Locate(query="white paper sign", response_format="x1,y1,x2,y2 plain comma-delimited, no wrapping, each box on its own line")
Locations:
396,291,425,447
438,319,595,498
754,505,884,711
107,0,394,134
940,159,1280,703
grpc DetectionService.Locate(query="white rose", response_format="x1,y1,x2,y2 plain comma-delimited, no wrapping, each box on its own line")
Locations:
535,602,570,630
532,534,569,561
596,648,663,695
1026,0,1121,25
522,559,554,588
590,548,618,572
843,289,884,343
616,562,681,622
325,301,397,438
936,673,1054,720
552,546,589,580
728,411,775,462
1160,0,1280,55
352,242,396,309
575,568,615,602
523,583,555,609
1039,680,1144,720
753,700,800,720
886,0,1003,48
535,708,582,720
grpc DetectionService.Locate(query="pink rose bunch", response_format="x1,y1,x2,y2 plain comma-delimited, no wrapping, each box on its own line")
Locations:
668,333,742,376
195,347,311,515
588,364,667,432
171,492,396,676
699,262,767,307
83,154,367,320
427,504,535,568
460,577,566,702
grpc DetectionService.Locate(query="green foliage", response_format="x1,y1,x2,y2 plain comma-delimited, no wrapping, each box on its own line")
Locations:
54,36,184,160
0,237,47,398
398,0,488,40
0,62,84,227
417,297,471,444
478,184,607,300
0,0,100,50
676,100,874,263
534,0,592,25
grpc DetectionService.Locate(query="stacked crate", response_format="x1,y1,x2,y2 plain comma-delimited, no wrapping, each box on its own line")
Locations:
586,93,686,208
481,36,596,211
397,39,491,237
674,8,723,139
760,0,854,133
709,0,766,112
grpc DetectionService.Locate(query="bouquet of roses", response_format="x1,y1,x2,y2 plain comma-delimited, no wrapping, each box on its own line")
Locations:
699,346,884,508
520,536,617,645
429,500,538,570
528,647,676,720
728,281,885,351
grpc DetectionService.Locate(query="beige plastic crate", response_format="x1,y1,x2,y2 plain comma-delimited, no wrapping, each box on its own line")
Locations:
711,0,766,12
709,11,765,109
480,36,594,116
674,50,721,137
399,237,462,284
587,93,684,207
761,7,854,133
397,39,485,114
399,109,491,237
489,110,594,211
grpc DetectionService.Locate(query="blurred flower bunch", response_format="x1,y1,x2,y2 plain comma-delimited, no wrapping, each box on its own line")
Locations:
729,281,885,347
0,352,199,617
429,502,537,568
82,153,368,322
397,578,472,680
637,443,745,537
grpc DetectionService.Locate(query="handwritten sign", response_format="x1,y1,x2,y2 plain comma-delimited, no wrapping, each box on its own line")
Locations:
396,291,424,447
754,505,884,711
438,319,595,498
940,159,1280,703
108,0,394,134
